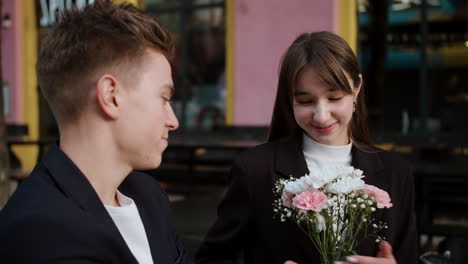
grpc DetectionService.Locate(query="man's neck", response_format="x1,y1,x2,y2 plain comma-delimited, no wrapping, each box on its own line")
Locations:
59,127,131,206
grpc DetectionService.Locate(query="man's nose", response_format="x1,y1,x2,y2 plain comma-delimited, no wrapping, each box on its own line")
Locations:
167,105,179,130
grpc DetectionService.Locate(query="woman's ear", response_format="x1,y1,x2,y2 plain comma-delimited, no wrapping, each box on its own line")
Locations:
95,74,120,120
354,74,363,100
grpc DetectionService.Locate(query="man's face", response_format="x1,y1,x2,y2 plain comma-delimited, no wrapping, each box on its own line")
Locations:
115,49,179,170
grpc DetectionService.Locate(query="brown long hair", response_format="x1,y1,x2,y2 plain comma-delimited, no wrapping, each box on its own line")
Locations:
268,31,371,146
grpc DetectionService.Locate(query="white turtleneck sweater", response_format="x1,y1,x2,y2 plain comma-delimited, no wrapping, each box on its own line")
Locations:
302,133,352,171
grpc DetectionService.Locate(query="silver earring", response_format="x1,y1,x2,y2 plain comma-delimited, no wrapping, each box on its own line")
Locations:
353,101,356,113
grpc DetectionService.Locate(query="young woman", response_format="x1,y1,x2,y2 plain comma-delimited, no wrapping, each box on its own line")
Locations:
195,31,418,264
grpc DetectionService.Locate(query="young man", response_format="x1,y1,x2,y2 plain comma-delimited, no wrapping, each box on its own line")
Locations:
0,1,190,263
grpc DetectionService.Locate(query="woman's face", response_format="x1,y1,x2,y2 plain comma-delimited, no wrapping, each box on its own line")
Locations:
292,66,360,146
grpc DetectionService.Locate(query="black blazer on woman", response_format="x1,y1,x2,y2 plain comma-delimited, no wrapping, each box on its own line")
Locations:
195,134,418,264
0,144,190,264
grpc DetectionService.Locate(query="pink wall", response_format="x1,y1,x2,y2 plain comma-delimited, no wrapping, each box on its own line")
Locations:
234,0,337,125
2,0,22,123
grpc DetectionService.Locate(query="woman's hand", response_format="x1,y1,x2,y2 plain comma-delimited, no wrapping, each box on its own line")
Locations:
338,241,396,264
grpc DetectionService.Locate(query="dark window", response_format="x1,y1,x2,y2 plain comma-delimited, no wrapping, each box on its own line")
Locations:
146,0,226,129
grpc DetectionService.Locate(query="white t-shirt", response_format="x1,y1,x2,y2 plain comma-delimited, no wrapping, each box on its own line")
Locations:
302,133,352,170
105,191,154,264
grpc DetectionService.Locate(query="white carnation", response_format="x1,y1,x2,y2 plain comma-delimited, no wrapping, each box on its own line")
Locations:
283,166,365,195
284,166,363,194
326,177,365,194
283,177,309,194
303,173,328,189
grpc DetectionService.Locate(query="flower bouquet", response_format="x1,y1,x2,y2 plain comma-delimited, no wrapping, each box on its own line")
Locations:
273,166,392,264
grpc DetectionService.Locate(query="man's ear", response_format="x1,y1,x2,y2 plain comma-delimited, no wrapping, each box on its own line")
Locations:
96,74,120,120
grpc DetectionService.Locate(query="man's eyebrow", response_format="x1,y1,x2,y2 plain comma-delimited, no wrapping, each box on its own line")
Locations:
162,84,175,97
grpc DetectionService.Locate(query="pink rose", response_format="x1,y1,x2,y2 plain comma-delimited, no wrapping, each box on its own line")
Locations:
292,189,328,212
360,184,393,209
281,191,294,208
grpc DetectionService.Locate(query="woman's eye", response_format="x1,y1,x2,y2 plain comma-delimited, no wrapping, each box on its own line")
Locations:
329,97,343,101
297,100,312,105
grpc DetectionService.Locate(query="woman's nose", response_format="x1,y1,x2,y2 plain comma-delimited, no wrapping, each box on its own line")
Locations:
313,103,330,124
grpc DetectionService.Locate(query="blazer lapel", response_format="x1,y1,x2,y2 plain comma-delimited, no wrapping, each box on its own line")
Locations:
350,146,388,254
42,144,137,263
274,133,309,179
134,203,162,264
351,145,385,186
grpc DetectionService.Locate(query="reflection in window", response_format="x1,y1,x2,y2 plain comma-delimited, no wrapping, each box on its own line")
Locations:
146,0,225,129
358,0,468,134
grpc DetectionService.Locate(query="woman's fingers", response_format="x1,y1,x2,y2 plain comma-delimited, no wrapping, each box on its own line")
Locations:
378,241,394,259
336,241,396,264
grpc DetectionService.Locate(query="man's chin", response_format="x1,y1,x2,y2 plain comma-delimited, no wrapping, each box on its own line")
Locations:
149,160,162,170
134,158,162,171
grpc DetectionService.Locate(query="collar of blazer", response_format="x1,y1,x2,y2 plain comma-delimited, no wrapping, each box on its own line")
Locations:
41,144,139,262
42,144,105,212
273,132,385,182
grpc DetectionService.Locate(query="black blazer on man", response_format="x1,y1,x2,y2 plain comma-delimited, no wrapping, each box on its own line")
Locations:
196,134,418,264
0,144,190,264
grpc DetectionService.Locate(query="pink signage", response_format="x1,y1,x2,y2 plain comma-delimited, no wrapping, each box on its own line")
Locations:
234,0,337,125
2,0,22,123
